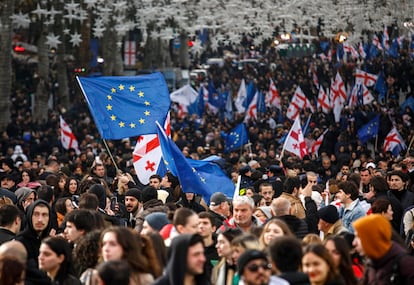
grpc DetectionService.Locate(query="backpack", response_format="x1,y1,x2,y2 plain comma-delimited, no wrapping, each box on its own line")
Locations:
390,253,407,285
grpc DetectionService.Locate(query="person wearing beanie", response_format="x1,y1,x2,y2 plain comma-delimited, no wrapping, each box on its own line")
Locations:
133,186,169,233
353,214,414,284
141,212,170,235
317,205,348,240
124,188,142,228
237,249,288,285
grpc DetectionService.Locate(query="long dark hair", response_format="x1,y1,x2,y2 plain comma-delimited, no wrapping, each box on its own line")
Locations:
41,236,74,282
303,243,339,284
0,256,25,285
101,227,151,274
324,236,357,285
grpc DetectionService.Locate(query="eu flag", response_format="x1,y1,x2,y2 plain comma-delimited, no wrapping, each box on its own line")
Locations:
77,72,170,139
221,124,248,153
357,115,380,144
156,123,234,203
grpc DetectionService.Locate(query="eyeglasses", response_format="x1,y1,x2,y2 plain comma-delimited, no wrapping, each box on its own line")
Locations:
246,262,272,272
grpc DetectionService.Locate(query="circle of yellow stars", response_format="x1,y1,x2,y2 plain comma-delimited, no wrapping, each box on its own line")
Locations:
105,84,151,129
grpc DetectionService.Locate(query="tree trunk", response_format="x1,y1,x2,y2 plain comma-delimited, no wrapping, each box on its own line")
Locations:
0,0,13,129
33,32,50,122
179,32,189,69
102,27,124,76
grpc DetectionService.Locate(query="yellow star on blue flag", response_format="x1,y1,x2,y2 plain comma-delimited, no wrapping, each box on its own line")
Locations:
357,115,380,144
77,72,170,139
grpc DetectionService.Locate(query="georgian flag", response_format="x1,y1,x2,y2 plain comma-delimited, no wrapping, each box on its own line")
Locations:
372,34,383,50
309,129,328,157
59,116,80,155
383,127,407,157
282,115,308,159
266,79,281,109
287,86,314,120
355,69,378,87
317,86,330,114
330,72,347,122
362,84,375,105
133,112,170,184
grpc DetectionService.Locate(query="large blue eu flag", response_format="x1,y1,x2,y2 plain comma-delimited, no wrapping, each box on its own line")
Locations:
157,123,234,203
77,72,170,139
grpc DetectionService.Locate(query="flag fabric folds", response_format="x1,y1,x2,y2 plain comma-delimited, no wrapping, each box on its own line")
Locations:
282,116,309,159
60,116,80,155
383,127,407,157
221,124,248,153
132,113,170,184
266,79,281,109
357,115,380,144
309,129,328,157
287,86,313,120
244,91,258,122
355,69,378,87
235,79,247,113
317,86,330,114
156,123,234,203
170,85,198,108
77,72,171,139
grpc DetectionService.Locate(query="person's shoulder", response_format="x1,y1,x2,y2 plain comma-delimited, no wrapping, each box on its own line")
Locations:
152,274,169,285
269,275,290,285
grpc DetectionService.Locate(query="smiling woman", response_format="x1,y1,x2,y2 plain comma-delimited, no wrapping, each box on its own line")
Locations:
302,243,345,285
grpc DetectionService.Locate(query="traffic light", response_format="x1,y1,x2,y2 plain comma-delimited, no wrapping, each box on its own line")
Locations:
74,67,86,73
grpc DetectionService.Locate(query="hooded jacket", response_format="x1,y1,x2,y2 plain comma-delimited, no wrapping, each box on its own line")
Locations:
152,234,210,285
16,200,52,285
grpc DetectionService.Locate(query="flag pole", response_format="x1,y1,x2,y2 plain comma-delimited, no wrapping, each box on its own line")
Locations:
102,139,121,174
406,134,414,157
76,76,121,174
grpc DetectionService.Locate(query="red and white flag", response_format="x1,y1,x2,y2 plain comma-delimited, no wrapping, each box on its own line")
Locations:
343,43,359,59
287,86,314,120
362,84,375,105
355,69,378,87
383,127,406,154
60,116,80,155
133,112,170,184
372,35,383,50
124,41,136,66
359,43,366,59
309,129,328,157
282,116,308,159
266,79,281,109
244,91,258,122
330,73,347,122
317,86,330,114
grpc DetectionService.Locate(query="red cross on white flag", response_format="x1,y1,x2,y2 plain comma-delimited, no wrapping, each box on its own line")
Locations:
132,112,170,184
282,116,308,159
355,69,378,87
124,41,136,66
266,79,281,109
60,116,80,155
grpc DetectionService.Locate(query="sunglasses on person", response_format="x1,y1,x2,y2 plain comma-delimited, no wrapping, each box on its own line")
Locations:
246,262,272,272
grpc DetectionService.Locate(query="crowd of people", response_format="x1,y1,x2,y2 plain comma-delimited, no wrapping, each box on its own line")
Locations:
0,39,414,285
